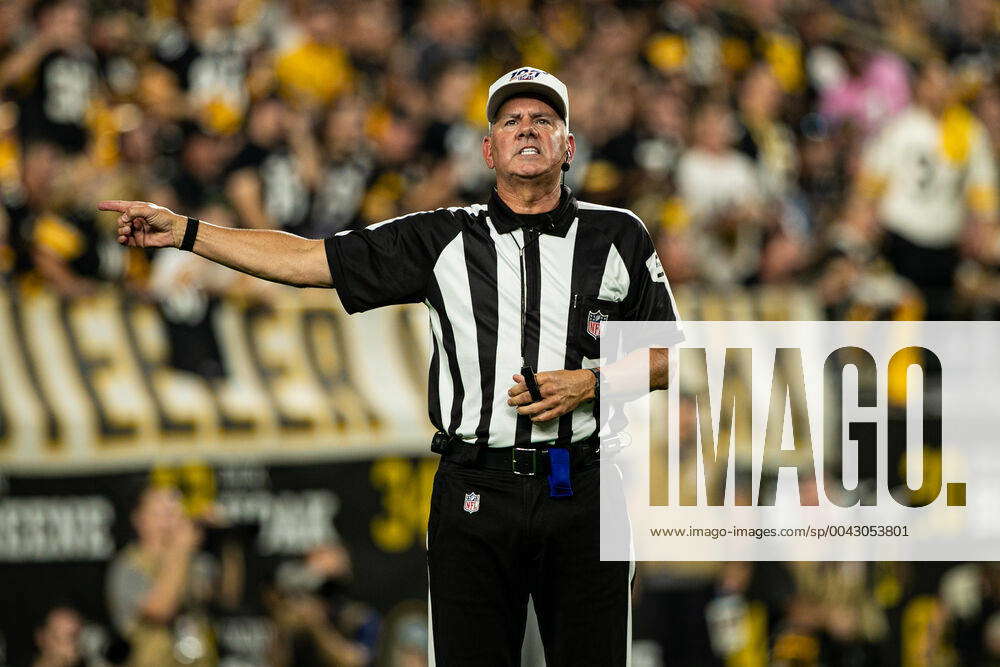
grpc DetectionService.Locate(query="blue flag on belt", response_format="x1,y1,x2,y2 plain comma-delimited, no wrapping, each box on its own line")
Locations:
548,447,573,498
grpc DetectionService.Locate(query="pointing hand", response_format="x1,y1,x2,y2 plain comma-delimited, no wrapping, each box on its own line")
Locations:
97,200,185,249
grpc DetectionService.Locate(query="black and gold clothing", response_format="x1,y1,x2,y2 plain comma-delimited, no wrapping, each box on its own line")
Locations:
2,192,36,279
155,28,251,134
310,155,373,238
226,141,312,234
32,210,126,283
16,49,98,154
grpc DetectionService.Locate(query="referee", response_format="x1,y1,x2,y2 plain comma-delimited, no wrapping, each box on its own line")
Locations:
99,66,680,665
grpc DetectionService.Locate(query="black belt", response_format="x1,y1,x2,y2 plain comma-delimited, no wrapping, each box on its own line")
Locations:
436,434,601,477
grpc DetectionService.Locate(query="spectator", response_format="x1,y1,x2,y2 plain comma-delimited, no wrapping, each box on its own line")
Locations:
3,0,97,155
310,96,374,236
27,150,130,296
266,542,376,667
377,600,428,667
420,62,489,196
676,100,764,286
273,0,353,112
90,10,142,103
849,59,998,318
168,122,231,214
633,86,687,182
337,0,401,81
148,202,268,380
817,34,911,135
410,0,482,81
648,0,726,88
224,97,319,233
106,485,217,666
736,63,797,197
32,606,83,667
931,0,1000,67
4,140,126,296
152,0,255,135
795,114,849,235
356,110,424,226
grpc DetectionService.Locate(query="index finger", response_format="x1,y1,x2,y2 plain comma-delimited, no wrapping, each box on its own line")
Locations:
97,200,134,213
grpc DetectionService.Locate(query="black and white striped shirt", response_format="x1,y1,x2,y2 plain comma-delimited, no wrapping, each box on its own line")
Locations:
324,186,681,448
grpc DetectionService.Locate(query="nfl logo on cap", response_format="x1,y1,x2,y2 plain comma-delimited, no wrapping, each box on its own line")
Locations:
486,66,570,130
509,68,543,81
463,491,480,514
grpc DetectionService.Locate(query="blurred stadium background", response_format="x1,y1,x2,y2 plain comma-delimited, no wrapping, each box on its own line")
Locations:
0,0,999,664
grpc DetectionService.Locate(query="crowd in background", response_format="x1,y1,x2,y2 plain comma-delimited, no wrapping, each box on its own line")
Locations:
3,0,1000,665
0,0,998,319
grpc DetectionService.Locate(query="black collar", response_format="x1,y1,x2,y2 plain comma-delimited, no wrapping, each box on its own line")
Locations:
487,185,578,237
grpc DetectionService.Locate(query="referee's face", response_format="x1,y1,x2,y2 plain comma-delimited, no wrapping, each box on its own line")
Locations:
484,96,573,183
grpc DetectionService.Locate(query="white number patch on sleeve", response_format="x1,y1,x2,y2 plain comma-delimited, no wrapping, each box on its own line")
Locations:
646,252,667,285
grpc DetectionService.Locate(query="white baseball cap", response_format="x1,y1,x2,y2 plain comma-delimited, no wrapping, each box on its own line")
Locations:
486,67,570,130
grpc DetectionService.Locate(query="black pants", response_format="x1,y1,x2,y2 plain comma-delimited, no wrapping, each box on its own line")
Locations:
427,456,633,666
882,230,960,320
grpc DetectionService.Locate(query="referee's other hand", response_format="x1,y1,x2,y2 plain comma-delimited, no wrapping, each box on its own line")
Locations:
507,370,594,422
97,200,185,249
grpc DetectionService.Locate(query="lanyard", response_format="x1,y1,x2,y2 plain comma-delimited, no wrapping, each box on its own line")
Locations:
510,227,572,496
509,229,543,402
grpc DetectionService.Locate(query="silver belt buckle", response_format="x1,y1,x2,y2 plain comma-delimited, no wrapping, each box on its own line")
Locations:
512,447,538,476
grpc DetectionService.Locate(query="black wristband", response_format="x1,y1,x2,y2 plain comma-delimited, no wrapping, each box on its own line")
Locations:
180,217,199,252
588,367,600,400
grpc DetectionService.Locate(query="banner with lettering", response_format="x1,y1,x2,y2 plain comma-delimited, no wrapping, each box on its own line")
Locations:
0,285,434,469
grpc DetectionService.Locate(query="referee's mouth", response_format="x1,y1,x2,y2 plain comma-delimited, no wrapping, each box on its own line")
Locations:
514,146,542,157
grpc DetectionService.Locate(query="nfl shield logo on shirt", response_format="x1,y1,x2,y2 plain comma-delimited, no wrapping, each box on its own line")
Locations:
463,491,480,514
587,310,608,340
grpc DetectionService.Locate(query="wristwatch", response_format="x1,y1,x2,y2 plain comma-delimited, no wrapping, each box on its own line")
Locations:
587,367,600,401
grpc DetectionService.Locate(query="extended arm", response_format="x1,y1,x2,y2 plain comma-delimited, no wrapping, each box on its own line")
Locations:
140,539,196,623
97,200,332,287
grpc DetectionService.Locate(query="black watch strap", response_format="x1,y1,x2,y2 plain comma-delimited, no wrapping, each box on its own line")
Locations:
587,367,600,400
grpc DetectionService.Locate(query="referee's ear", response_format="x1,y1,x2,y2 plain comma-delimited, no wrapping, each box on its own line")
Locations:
482,133,495,170
565,132,576,167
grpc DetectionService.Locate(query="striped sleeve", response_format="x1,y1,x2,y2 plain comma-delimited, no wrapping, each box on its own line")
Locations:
619,219,679,320
324,210,461,313
617,216,684,346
